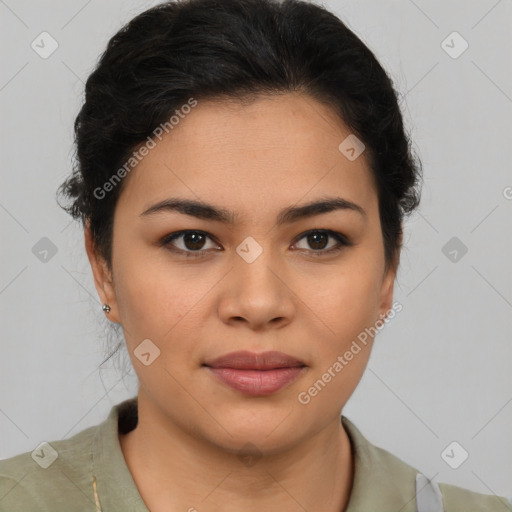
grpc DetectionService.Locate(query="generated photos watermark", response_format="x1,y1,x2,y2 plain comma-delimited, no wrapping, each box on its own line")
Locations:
93,97,198,200
297,300,403,405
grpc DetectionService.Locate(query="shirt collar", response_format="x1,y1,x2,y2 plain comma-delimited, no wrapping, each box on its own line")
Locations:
92,397,149,511
92,397,418,512
341,415,418,511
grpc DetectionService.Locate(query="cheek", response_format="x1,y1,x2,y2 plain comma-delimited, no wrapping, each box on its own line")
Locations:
112,249,197,344
299,260,383,345
294,268,382,416
112,258,207,395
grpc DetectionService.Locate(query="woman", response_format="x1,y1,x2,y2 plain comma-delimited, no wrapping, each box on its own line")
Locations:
0,0,509,510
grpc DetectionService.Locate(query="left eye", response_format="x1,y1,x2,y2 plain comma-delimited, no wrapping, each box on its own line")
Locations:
293,229,349,255
160,229,349,257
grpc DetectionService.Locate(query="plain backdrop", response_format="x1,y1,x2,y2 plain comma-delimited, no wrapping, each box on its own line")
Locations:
1,0,511,500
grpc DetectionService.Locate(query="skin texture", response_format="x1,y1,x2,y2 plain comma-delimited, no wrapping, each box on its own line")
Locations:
85,92,398,512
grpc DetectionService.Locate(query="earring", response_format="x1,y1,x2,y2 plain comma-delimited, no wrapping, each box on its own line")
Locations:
102,303,111,313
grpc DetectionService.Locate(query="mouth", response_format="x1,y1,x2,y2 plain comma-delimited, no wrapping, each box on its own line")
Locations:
203,350,307,396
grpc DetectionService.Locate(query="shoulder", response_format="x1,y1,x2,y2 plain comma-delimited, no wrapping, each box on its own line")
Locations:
438,481,512,511
378,445,512,511
0,423,99,512
341,416,512,512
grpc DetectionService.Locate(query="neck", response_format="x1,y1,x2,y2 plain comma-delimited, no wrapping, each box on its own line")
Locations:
119,395,354,512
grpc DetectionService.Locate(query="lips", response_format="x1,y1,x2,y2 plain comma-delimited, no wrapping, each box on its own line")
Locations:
203,350,307,396
203,350,306,370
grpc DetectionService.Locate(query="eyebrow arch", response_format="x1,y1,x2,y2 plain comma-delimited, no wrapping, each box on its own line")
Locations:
139,196,366,225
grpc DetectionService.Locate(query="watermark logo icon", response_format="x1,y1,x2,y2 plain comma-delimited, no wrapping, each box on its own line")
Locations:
134,338,161,366
338,134,365,161
32,237,58,263
236,442,263,467
441,441,469,469
442,236,468,263
31,32,59,59
441,31,469,59
31,441,58,468
236,236,263,264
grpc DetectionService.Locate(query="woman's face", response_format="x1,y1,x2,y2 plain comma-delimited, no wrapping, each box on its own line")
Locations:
87,92,397,453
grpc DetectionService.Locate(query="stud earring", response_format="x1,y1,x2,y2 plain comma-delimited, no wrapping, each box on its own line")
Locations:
102,303,111,313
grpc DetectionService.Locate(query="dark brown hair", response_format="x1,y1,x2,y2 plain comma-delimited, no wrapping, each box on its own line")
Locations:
57,0,421,271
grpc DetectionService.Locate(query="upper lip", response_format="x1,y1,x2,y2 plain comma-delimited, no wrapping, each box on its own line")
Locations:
203,350,306,370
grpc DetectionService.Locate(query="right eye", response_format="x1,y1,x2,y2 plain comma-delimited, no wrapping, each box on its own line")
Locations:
159,230,222,258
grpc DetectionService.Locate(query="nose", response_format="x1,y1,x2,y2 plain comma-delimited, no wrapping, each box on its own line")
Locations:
217,247,296,331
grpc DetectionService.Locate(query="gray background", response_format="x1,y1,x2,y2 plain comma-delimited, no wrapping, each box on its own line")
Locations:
1,0,511,500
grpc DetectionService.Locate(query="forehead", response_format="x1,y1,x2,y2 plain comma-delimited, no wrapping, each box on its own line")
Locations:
116,93,378,222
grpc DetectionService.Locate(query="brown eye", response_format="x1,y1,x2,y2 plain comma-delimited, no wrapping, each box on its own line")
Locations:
305,232,329,250
293,230,350,256
181,232,207,250
161,230,220,257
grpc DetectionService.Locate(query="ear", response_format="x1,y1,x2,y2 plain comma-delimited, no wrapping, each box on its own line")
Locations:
84,221,121,324
378,231,402,319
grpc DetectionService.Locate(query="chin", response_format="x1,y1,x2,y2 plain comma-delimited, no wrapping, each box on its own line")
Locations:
204,406,304,454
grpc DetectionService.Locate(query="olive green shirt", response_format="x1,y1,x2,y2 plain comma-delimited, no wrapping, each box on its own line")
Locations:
1,397,510,511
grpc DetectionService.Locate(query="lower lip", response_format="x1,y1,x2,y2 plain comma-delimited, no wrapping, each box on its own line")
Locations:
205,366,306,396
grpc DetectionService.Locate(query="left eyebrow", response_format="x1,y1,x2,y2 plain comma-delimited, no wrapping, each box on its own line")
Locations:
276,197,366,224
139,196,366,224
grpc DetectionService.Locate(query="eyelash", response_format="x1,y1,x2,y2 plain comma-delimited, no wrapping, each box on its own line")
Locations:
159,229,351,258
